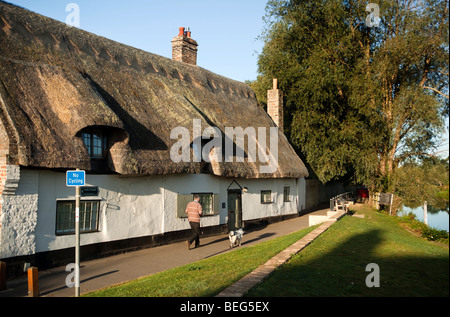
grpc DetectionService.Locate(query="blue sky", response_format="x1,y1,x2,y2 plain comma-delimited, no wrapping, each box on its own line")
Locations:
6,0,268,82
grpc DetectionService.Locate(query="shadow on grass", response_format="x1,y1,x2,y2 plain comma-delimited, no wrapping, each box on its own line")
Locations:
247,228,449,297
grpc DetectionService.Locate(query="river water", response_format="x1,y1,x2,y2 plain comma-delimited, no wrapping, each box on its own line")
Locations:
398,205,449,232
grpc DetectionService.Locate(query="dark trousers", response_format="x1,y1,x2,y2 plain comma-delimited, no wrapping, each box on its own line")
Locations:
188,221,200,247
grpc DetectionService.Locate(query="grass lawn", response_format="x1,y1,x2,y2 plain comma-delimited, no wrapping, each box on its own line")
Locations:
85,204,448,297
247,204,449,297
84,225,318,297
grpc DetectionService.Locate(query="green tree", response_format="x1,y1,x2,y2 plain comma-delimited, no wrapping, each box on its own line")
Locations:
394,157,449,210
253,0,449,190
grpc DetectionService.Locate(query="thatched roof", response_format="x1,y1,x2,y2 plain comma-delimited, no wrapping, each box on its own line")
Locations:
0,1,308,179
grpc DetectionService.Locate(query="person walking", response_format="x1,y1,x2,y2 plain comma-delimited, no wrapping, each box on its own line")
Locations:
185,195,203,250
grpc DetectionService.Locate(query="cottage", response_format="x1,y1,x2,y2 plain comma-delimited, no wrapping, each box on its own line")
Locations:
0,1,308,270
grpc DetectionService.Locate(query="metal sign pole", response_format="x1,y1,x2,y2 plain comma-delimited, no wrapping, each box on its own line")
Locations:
75,183,80,297
66,169,85,297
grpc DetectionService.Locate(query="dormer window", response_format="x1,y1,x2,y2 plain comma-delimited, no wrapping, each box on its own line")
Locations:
81,128,107,159
77,126,128,173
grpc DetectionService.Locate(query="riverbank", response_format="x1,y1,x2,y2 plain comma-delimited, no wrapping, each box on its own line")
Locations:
398,210,449,245
247,204,449,297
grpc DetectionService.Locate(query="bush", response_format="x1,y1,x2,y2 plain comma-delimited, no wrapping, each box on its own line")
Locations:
401,212,417,221
421,227,449,243
399,212,449,244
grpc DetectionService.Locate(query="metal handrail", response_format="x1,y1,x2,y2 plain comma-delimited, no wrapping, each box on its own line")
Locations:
330,192,353,211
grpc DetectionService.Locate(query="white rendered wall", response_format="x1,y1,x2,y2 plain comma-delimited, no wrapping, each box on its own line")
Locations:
0,167,38,259
237,178,299,221
1,168,306,257
35,171,165,254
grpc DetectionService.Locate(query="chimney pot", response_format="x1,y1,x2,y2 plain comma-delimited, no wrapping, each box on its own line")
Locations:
178,27,185,37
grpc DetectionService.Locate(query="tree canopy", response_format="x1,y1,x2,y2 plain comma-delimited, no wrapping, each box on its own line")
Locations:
394,157,449,210
252,0,449,191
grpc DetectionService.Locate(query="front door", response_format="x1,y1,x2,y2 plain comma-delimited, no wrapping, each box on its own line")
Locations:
227,189,242,231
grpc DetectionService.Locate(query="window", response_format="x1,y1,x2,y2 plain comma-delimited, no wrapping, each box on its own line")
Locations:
284,187,291,202
56,200,100,235
261,190,272,204
81,128,107,159
176,193,220,218
194,193,215,216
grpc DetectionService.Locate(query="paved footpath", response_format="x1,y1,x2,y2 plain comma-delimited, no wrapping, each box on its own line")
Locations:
0,207,342,297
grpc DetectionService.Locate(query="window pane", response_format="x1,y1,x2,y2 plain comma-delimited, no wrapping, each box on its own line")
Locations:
197,194,213,214
82,133,91,147
284,187,290,202
93,145,102,157
93,134,101,144
82,133,92,156
56,200,100,235
81,129,106,159
261,190,271,203
56,201,75,234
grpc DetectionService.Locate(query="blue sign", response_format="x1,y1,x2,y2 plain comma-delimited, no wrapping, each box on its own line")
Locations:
66,171,86,187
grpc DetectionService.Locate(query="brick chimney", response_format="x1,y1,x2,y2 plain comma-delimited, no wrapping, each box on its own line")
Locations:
267,78,284,132
172,27,198,65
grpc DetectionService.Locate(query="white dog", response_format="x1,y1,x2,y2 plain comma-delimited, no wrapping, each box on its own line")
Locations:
229,228,244,248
